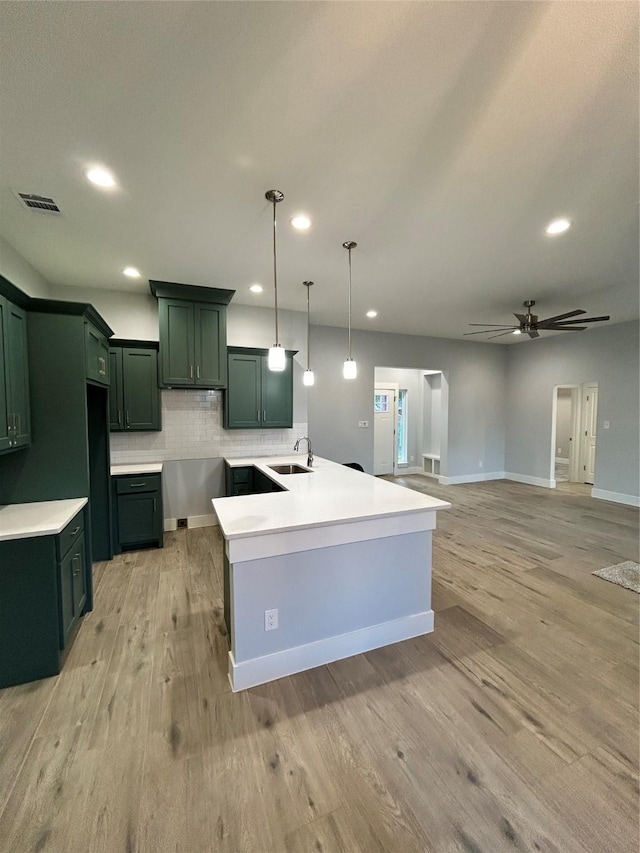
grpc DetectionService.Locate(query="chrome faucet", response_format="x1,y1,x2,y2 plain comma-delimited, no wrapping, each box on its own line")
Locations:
294,436,313,467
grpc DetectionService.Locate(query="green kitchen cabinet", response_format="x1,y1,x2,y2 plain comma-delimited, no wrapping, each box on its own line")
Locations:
85,319,110,385
109,340,160,431
112,473,163,552
224,347,295,429
150,280,235,389
0,294,30,453
0,505,90,688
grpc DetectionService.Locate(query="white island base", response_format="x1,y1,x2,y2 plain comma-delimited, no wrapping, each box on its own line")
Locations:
213,457,449,692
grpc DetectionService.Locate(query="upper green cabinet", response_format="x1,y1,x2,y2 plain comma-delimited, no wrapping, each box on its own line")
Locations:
0,294,30,453
150,280,235,389
85,320,110,385
224,347,295,429
109,340,160,431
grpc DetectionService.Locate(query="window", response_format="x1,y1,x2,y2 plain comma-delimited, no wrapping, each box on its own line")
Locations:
374,393,390,413
397,389,408,464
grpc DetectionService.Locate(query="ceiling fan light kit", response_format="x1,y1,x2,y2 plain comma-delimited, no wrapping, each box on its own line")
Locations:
464,299,610,341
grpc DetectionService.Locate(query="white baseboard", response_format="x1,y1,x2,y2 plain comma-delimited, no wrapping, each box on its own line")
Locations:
164,514,219,532
395,466,422,475
591,489,640,508
505,472,554,489
228,610,434,692
439,471,505,485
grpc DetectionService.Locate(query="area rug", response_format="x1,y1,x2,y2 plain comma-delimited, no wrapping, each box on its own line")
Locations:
592,561,640,593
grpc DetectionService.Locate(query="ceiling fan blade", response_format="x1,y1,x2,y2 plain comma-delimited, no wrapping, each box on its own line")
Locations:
538,309,586,324
537,324,587,331
513,313,527,323
464,328,518,336
467,323,518,327
552,315,610,325
527,330,540,339
488,330,518,340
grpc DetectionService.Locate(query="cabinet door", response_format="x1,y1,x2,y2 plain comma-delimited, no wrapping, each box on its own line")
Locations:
225,353,261,428
85,321,109,385
0,296,10,452
122,348,160,430
262,355,293,427
194,303,226,387
58,546,76,648
159,299,194,386
117,491,161,547
70,534,87,618
109,348,124,430
6,302,30,448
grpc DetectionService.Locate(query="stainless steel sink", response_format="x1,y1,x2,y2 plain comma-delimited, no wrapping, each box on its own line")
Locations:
268,463,312,475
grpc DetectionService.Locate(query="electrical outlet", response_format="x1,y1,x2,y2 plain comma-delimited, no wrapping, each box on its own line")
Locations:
410,455,415,462
603,421,610,430
358,420,369,428
265,609,278,631
478,461,483,469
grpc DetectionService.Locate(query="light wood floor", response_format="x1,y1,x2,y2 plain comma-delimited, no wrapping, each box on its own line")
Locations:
1,478,638,853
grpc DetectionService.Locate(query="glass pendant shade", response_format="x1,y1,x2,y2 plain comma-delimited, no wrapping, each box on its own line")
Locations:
303,369,315,386
343,358,357,380
268,344,286,372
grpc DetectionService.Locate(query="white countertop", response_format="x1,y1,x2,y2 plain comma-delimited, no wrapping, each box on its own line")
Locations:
110,463,163,476
0,498,88,542
213,456,450,540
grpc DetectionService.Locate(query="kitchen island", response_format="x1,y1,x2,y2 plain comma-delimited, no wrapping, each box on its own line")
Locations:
212,456,450,691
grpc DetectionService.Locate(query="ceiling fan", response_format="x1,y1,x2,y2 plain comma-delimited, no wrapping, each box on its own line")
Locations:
464,300,610,340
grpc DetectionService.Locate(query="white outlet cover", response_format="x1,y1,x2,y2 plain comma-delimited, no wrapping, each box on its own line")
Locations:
358,420,369,428
265,609,278,631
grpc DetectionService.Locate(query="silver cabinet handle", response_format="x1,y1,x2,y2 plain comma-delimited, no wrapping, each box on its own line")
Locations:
126,410,130,428
153,498,157,512
130,482,146,487
263,410,266,422
196,365,200,379
118,409,122,427
98,355,106,376
190,365,194,379
257,410,260,422
71,526,80,536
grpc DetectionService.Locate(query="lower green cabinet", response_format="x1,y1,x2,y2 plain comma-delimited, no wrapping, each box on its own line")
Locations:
224,463,284,496
0,505,90,688
112,473,163,552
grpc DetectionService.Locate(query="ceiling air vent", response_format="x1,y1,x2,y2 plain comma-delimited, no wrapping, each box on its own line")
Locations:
14,191,62,214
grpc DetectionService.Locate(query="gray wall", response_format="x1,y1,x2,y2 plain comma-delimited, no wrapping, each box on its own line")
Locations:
505,321,639,498
308,325,507,477
0,235,51,297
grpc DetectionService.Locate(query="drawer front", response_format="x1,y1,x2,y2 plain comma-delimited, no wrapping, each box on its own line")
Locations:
115,474,161,494
232,467,252,485
57,510,84,561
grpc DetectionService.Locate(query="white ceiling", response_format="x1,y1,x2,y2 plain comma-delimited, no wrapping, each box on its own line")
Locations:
0,1,638,342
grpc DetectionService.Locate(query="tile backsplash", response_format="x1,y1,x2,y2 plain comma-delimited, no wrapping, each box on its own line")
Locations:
110,390,308,463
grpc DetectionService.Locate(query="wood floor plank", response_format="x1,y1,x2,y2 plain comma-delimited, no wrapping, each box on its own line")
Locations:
0,479,637,852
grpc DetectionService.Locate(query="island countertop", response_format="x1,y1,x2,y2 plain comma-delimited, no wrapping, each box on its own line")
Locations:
0,498,88,542
213,455,450,540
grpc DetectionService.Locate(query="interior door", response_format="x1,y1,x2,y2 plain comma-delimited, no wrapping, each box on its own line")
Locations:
373,388,395,475
581,382,598,484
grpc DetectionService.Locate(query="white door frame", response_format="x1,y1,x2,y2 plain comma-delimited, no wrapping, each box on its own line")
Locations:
374,382,399,475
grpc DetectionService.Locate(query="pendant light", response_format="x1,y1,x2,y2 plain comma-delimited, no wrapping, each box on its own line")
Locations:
302,281,314,386
342,241,357,379
266,189,286,371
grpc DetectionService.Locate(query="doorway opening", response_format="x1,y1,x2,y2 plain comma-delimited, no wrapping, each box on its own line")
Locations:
373,367,448,478
551,382,598,489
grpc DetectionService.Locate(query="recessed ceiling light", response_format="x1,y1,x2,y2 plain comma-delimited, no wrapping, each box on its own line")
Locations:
249,283,263,293
545,218,571,235
122,267,141,278
85,166,116,188
512,329,522,335
366,310,378,318
290,215,312,231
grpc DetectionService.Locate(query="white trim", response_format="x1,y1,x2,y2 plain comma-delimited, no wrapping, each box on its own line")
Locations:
439,471,505,485
228,610,434,692
164,514,218,532
505,472,554,489
396,465,422,475
591,489,640,508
